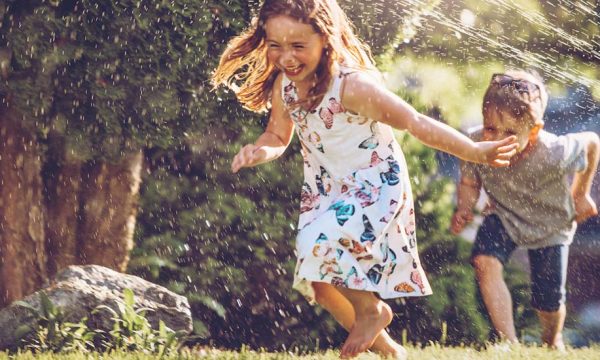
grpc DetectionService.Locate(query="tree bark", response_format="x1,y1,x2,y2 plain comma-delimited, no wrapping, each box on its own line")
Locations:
78,151,143,271
1,112,143,308
44,134,82,278
0,109,46,308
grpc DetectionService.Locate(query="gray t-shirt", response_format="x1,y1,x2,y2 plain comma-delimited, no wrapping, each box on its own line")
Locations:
462,130,588,249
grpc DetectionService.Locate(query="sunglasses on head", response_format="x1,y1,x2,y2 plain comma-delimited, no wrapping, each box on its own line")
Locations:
491,73,541,95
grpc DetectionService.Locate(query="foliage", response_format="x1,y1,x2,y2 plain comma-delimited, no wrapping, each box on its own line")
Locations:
0,0,250,160
15,293,95,354
93,289,179,356
15,290,180,356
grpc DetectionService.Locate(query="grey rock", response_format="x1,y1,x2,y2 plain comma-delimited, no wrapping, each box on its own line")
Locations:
0,265,192,350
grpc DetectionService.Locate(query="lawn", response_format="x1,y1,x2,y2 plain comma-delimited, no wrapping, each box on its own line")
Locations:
1,345,599,359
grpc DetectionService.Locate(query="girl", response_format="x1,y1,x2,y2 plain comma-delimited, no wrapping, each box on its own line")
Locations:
212,0,518,358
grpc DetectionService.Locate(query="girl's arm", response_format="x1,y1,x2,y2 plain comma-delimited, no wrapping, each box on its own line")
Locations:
231,73,295,173
571,131,600,223
341,72,518,167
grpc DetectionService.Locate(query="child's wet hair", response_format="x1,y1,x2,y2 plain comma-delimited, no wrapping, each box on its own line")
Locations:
212,0,375,113
482,69,548,124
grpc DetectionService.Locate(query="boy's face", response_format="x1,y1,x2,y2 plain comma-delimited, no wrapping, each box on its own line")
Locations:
483,111,535,153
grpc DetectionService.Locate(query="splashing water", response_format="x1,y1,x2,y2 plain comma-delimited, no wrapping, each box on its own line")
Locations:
391,0,600,89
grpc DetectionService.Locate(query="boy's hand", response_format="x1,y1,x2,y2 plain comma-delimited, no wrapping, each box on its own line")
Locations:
451,208,474,235
573,192,598,223
474,136,519,167
231,144,268,173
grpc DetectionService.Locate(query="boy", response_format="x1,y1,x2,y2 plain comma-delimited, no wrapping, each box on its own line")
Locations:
451,70,600,349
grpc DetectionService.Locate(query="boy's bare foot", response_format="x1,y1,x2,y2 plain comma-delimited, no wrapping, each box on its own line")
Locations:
550,340,566,352
340,301,393,358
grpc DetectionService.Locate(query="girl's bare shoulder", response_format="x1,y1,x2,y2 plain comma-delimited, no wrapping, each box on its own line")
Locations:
341,70,386,108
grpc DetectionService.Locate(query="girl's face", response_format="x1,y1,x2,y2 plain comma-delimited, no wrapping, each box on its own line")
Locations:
265,15,326,85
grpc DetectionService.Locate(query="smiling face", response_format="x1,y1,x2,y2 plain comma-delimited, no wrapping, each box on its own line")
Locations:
264,14,327,85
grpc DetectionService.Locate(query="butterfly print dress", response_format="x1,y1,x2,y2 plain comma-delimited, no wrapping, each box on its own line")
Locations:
285,67,432,303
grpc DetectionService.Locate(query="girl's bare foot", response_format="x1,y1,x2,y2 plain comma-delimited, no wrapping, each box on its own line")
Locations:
373,344,407,359
371,333,408,360
340,301,393,358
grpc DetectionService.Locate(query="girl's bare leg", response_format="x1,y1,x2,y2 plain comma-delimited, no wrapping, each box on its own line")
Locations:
312,282,406,358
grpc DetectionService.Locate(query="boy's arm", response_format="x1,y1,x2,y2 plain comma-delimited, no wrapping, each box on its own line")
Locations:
231,73,294,173
571,132,600,223
451,175,482,235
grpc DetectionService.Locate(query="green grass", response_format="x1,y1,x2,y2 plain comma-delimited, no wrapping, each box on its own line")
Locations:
1,345,599,360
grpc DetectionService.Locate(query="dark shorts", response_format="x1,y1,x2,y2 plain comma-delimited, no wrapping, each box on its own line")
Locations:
471,214,569,312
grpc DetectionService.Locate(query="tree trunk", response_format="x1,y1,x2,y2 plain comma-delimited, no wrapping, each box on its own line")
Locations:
44,134,82,278
78,151,143,271
1,111,143,308
0,109,46,308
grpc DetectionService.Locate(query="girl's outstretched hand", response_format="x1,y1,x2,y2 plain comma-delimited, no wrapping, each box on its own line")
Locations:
473,136,519,167
231,144,268,173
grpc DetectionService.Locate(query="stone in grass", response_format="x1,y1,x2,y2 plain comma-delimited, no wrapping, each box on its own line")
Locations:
0,264,192,350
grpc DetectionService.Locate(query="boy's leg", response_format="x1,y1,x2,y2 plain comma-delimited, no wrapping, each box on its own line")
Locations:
472,255,518,342
334,286,393,358
471,215,518,342
529,244,569,350
312,282,406,358
537,305,566,350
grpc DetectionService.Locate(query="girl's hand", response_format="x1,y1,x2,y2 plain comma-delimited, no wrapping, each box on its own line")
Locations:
573,192,598,223
473,136,519,167
231,144,268,173
451,208,474,235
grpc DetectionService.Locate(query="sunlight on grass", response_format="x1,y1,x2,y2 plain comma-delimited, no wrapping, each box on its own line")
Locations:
1,344,599,359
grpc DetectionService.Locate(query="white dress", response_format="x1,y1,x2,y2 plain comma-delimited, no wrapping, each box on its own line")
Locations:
285,66,432,303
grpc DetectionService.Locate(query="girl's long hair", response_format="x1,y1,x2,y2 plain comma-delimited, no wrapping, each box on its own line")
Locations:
212,0,376,113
